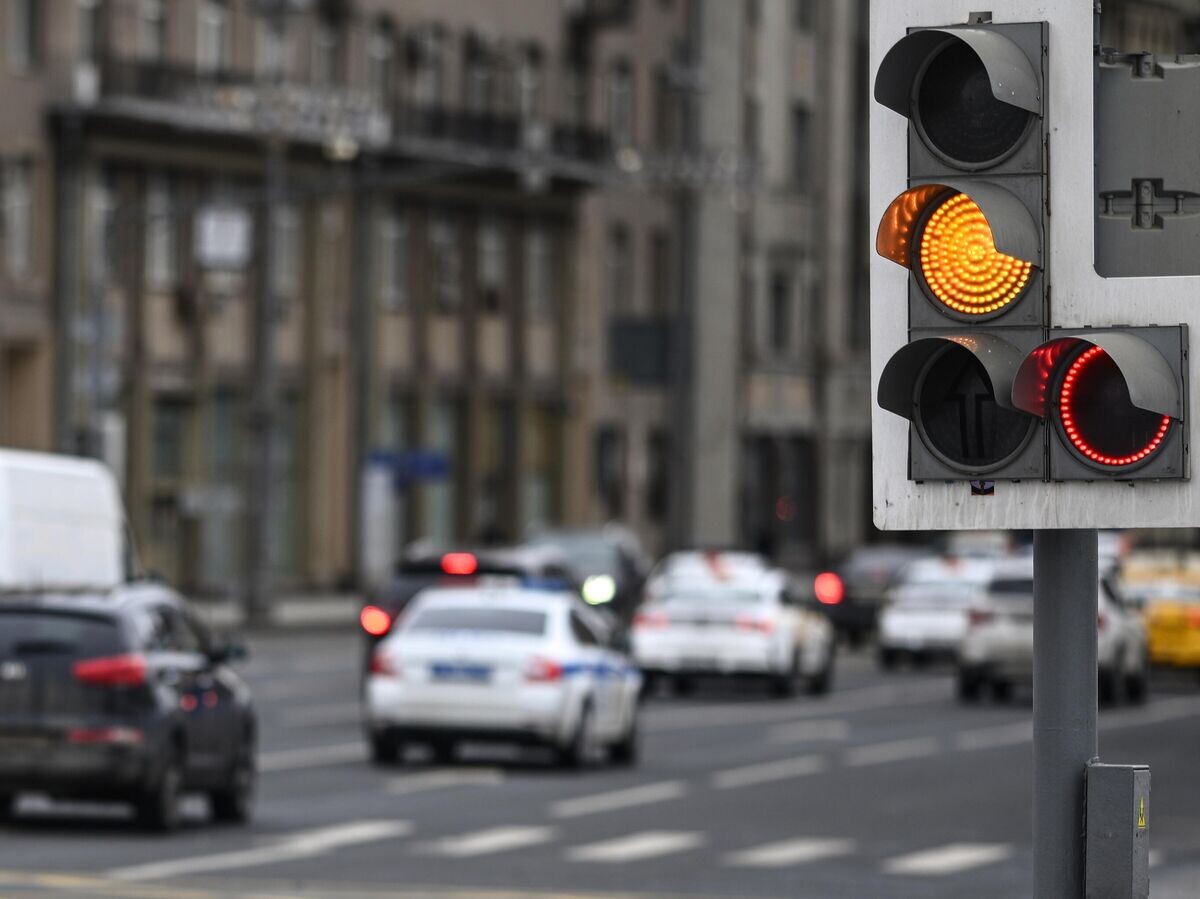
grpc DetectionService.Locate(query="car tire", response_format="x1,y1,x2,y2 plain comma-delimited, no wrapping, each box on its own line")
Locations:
430,739,457,766
369,730,402,766
0,793,15,822
1098,666,1119,707
770,653,801,699
957,669,984,703
989,679,1014,704
210,739,255,825
671,676,695,697
879,648,900,671
807,648,836,696
136,752,183,833
557,704,594,770
1124,665,1149,705
610,712,639,767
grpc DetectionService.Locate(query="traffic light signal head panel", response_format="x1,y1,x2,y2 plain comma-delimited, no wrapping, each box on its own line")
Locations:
871,18,1188,485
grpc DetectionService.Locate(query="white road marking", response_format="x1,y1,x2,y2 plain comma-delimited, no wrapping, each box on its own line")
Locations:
645,680,948,733
768,719,851,745
420,826,556,858
259,742,366,772
567,831,704,863
725,837,856,868
1149,849,1164,868
884,843,1013,876
107,820,411,881
253,678,355,702
845,736,940,768
955,721,1033,752
549,780,687,819
387,768,505,795
711,754,827,790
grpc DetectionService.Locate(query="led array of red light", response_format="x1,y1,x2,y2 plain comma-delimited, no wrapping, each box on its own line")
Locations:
1059,346,1171,468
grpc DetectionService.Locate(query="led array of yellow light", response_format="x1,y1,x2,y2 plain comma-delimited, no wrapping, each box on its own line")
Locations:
917,193,1032,315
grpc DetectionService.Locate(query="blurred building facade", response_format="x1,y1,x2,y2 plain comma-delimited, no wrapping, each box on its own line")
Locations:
2,1,1194,599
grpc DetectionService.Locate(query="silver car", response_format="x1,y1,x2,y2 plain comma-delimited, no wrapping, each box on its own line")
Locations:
957,561,1149,705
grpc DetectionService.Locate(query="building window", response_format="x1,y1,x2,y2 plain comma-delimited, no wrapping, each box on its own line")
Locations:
525,225,553,320
794,0,815,31
144,174,176,290
426,399,460,542
605,223,632,315
311,20,339,87
517,47,542,120
87,175,114,286
646,429,669,524
412,30,443,107
607,59,635,148
477,217,505,313
653,69,679,152
77,0,101,63
377,209,407,311
2,159,32,280
153,398,187,480
271,203,300,303
137,0,166,62
204,389,242,591
255,16,287,81
430,217,461,311
271,393,302,577
7,0,35,73
770,270,792,355
792,105,812,192
524,405,559,532
649,229,671,315
197,0,229,75
463,39,492,114
367,22,393,105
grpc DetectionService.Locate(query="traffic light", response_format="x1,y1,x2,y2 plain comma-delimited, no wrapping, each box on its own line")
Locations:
873,19,1048,481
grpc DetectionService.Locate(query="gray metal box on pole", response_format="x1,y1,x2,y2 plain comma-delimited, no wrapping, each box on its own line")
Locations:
1086,763,1151,899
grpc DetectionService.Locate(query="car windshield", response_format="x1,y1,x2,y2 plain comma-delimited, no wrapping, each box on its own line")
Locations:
0,610,125,659
404,606,548,636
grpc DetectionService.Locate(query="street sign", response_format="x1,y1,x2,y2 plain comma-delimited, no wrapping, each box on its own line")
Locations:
870,2,1198,531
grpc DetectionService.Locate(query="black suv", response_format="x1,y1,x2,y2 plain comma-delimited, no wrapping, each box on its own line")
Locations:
0,582,255,831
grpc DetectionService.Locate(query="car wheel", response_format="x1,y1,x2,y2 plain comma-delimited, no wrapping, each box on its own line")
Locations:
957,669,983,703
1098,666,1119,707
369,730,402,766
807,647,835,696
770,652,801,699
0,793,15,821
557,704,595,770
879,648,900,670
671,676,695,697
136,752,183,833
610,711,639,767
429,739,457,766
210,740,255,825
989,679,1014,704
1124,665,1149,705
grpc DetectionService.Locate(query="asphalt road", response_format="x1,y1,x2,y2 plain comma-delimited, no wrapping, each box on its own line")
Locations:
2,631,1199,899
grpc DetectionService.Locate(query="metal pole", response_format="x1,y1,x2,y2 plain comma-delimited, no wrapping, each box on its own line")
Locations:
244,136,284,628
1034,528,1098,898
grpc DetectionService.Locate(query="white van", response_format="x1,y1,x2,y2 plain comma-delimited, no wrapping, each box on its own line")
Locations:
0,450,125,591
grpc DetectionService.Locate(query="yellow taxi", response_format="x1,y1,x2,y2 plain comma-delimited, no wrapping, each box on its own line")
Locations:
1124,573,1200,669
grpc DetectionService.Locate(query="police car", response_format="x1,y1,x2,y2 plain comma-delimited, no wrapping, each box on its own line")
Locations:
633,561,836,697
363,585,641,769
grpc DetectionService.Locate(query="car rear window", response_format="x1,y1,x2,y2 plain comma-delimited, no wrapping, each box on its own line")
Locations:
660,589,763,606
0,610,126,659
405,607,547,636
988,578,1034,597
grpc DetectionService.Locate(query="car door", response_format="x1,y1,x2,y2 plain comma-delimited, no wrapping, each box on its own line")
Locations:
569,611,620,738
177,606,243,771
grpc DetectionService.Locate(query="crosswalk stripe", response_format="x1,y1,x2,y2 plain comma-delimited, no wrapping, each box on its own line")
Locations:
884,843,1013,876
108,820,412,881
549,780,687,819
768,719,851,745
258,742,366,772
567,831,704,863
386,768,505,795
725,837,856,868
420,826,556,858
845,736,940,767
711,754,827,789
955,721,1033,752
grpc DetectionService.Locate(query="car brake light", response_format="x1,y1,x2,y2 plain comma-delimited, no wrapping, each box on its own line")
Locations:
736,614,775,634
442,553,478,576
967,609,994,628
633,610,669,630
525,657,563,682
368,648,400,677
360,605,393,637
72,654,147,687
1097,612,1108,633
67,727,143,746
814,572,845,605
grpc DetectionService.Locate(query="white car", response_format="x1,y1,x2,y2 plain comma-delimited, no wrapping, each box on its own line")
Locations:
877,557,997,667
958,561,1149,705
364,586,641,768
633,568,835,697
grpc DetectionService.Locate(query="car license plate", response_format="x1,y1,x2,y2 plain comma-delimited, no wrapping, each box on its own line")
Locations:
429,663,492,683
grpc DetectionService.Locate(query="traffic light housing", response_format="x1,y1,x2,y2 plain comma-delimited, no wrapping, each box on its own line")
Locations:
874,20,1048,481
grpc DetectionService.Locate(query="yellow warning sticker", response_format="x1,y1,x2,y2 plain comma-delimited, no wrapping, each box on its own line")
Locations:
1137,797,1147,830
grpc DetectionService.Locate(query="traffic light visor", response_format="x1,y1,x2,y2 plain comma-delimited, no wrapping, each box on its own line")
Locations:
875,28,1040,169
878,183,1038,318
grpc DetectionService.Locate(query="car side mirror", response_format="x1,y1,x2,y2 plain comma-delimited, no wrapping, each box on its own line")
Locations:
209,637,248,665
